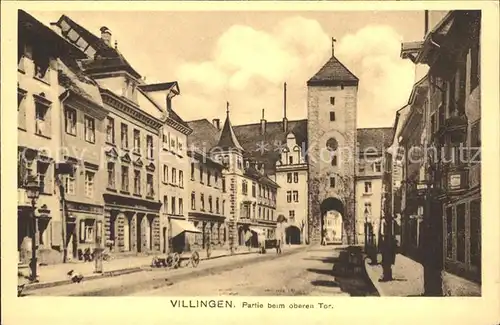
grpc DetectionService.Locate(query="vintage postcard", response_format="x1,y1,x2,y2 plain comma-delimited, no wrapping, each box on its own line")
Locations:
1,1,499,325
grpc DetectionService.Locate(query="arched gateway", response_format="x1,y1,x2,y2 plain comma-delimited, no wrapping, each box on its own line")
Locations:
320,197,344,245
285,226,301,245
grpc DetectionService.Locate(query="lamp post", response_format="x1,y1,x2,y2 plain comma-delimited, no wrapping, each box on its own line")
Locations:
25,175,41,283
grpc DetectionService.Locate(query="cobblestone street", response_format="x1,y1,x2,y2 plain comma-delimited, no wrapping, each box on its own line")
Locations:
133,245,377,296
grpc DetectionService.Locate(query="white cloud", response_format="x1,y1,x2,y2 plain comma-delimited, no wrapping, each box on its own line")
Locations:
174,18,416,128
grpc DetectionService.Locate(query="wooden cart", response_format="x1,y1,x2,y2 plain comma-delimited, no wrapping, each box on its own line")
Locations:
151,220,202,269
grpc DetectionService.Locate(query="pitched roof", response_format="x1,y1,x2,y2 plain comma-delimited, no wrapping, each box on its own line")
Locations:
56,14,141,79
216,112,244,152
233,119,308,174
357,127,394,155
186,119,221,150
307,55,359,86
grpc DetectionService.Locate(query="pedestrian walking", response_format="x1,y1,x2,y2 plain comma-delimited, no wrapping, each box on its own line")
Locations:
321,229,327,246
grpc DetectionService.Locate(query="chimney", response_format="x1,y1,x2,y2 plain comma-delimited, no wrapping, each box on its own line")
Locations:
424,10,429,36
100,26,112,47
260,109,266,135
212,118,221,130
283,82,288,132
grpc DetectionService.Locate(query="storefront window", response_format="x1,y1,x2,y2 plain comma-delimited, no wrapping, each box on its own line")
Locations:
456,203,466,263
469,200,481,268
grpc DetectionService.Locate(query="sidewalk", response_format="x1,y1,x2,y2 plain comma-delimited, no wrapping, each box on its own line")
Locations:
365,253,481,296
19,248,259,291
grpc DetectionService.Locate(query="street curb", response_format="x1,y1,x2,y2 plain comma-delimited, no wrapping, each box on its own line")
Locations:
70,246,311,296
23,251,259,292
364,258,386,297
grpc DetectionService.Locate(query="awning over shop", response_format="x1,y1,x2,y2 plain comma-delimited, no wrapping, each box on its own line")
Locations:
248,227,265,235
171,219,202,238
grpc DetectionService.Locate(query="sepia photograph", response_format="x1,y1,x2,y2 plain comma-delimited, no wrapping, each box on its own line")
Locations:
12,8,485,299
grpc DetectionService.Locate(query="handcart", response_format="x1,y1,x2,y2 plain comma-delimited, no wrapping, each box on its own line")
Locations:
151,220,202,269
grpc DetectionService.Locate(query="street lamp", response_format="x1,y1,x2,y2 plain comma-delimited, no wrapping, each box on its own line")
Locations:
25,175,41,283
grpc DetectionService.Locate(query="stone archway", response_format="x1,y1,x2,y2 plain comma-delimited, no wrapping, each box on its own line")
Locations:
285,226,301,245
320,197,345,245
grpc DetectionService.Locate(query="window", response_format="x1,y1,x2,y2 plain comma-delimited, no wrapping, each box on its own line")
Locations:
83,116,95,143
133,170,141,195
133,129,141,154
287,191,292,203
222,200,225,215
163,195,168,213
80,219,95,244
146,174,154,197
179,170,184,188
293,191,299,202
171,168,177,185
293,172,298,183
107,162,115,189
207,171,211,186
289,210,295,222
191,192,196,210
35,101,50,136
364,181,372,193
375,161,382,173
364,202,372,215
65,108,77,135
171,196,176,215
359,163,365,173
469,199,481,268
287,173,292,183
191,163,195,180
289,156,294,164
331,155,337,166
163,165,168,183
85,171,95,197
18,90,27,130
200,167,204,183
216,198,220,214
446,207,453,258
65,169,76,195
33,48,50,81
456,203,466,263
430,114,436,136
258,184,262,197
222,178,226,192
242,181,248,195
330,177,335,188
179,198,183,215
330,111,336,121
209,196,213,212
470,41,480,91
326,138,338,151
146,135,153,159
121,124,128,149
258,207,261,218
200,194,205,211
36,161,49,194
330,97,335,105
106,117,114,143
121,165,129,192
252,182,256,197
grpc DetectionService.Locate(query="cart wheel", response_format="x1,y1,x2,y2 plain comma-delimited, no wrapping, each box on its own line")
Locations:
190,251,200,268
171,253,180,268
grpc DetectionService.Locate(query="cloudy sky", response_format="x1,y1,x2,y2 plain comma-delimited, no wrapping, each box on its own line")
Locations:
31,10,444,128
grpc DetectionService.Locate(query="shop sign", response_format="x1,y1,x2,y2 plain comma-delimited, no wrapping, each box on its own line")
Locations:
449,174,461,189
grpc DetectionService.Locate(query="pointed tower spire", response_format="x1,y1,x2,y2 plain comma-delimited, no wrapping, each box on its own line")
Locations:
216,101,244,152
331,37,337,57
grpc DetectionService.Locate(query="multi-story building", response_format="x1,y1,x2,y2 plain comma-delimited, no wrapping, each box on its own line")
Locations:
275,130,308,245
17,10,96,264
53,15,166,254
186,147,227,250
155,83,192,254
355,128,393,245
400,10,481,290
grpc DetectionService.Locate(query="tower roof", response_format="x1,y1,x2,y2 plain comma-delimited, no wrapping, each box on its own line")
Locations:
307,55,359,87
216,105,244,152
